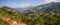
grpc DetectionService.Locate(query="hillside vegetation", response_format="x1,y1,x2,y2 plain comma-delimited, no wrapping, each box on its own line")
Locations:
0,2,60,25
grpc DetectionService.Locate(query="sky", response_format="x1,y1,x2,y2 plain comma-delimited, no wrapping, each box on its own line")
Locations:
0,0,60,8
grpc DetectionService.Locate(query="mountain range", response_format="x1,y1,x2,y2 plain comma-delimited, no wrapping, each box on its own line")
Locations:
0,2,60,17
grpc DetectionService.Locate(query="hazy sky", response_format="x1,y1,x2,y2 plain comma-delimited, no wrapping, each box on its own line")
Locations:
0,0,60,8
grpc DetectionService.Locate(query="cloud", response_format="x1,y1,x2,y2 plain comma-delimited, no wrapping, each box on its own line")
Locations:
46,0,58,3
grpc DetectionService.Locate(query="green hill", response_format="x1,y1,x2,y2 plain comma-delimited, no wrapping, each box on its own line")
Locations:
0,2,60,25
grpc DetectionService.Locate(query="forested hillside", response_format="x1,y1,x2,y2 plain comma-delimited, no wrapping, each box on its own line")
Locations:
0,2,60,25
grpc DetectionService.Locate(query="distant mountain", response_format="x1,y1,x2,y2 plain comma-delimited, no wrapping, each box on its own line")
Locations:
14,5,35,13
23,2,60,17
0,6,21,15
1,2,60,17
32,2,60,10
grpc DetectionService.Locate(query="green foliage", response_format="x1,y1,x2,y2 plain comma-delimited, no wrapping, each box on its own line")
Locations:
0,4,60,25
